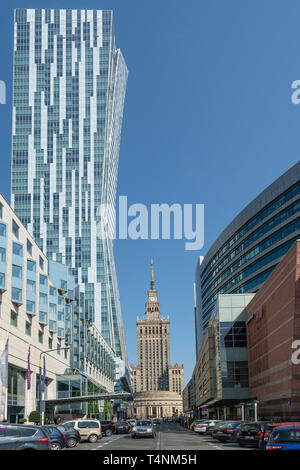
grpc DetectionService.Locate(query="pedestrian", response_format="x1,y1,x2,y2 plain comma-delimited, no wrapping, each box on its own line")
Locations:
56,415,62,424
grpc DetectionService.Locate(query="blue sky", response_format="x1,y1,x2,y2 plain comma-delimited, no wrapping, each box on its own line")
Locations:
1,0,300,384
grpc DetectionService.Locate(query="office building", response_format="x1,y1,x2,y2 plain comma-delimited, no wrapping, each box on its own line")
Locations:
11,8,130,390
195,162,300,353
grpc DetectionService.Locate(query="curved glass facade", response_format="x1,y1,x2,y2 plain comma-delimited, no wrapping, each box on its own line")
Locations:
195,162,300,355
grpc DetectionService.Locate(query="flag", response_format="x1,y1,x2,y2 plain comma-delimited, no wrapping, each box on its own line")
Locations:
27,346,31,390
41,355,46,393
0,338,8,420
0,338,8,388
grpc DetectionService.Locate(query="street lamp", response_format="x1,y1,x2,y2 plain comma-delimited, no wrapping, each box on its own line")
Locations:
39,346,70,425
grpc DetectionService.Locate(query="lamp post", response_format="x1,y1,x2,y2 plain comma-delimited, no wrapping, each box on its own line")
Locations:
39,346,70,425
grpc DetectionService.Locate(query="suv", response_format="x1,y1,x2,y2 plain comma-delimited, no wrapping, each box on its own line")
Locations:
237,422,271,448
100,420,116,437
0,424,50,450
63,419,102,443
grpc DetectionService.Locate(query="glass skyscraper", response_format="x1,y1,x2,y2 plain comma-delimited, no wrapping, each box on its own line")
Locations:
11,9,129,386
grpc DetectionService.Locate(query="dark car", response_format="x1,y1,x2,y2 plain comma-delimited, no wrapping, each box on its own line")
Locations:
131,420,156,439
100,420,116,437
153,419,161,425
237,422,272,448
0,424,50,450
57,424,81,448
212,421,244,442
41,425,66,450
114,421,131,434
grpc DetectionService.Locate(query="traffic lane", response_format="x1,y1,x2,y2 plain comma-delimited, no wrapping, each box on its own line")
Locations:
63,434,127,450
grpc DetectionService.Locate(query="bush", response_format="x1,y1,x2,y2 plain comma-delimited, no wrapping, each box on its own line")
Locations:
29,411,40,424
18,418,27,424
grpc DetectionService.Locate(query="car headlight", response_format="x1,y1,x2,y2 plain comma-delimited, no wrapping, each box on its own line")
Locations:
132,427,136,432
147,428,152,432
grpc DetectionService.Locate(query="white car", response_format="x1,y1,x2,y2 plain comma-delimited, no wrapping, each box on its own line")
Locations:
193,421,212,434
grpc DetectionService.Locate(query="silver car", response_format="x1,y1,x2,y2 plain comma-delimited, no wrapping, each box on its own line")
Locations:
131,420,156,438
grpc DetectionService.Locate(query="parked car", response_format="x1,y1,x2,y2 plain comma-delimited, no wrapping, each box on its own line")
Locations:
114,421,131,434
127,419,137,429
63,419,102,443
259,422,300,450
212,421,244,443
131,420,156,439
100,420,116,437
205,420,224,435
237,422,271,448
57,424,81,448
266,425,300,450
41,425,66,450
0,424,50,450
193,420,212,434
153,419,161,425
191,419,207,431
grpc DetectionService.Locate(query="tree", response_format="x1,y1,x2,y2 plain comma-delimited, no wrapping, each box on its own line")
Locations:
29,411,40,424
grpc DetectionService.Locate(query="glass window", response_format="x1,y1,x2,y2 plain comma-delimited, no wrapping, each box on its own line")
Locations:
40,293,47,305
0,273,5,288
26,300,35,314
39,311,47,324
0,203,2,218
11,287,22,302
48,337,53,349
0,223,6,237
12,220,19,238
49,286,56,296
27,259,36,272
12,265,22,279
13,242,23,256
39,256,44,270
0,247,6,262
38,330,44,344
27,279,35,292
10,310,18,327
25,321,31,336
40,274,47,286
27,239,32,255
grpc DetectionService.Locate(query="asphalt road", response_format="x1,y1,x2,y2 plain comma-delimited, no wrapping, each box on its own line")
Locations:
65,422,253,451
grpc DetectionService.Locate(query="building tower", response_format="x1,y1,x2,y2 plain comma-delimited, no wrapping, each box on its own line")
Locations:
11,8,130,389
131,262,184,419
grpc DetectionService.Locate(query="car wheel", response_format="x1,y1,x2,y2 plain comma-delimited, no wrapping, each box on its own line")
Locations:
88,434,98,443
51,442,62,450
105,430,113,437
238,443,245,447
66,437,77,448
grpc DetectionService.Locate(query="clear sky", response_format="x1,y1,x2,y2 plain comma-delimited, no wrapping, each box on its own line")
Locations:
1,0,300,384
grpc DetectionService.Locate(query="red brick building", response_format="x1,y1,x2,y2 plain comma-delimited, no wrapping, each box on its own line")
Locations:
246,240,300,420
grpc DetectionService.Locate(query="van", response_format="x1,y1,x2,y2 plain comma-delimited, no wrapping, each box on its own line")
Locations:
63,419,102,443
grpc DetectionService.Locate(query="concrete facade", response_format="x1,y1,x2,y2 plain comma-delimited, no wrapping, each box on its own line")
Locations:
0,194,70,422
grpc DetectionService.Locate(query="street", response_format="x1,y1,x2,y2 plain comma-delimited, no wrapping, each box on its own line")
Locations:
65,422,254,451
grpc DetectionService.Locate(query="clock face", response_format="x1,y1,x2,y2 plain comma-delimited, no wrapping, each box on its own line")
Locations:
150,296,155,301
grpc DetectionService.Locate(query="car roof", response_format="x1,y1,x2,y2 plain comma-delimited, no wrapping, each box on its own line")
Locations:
271,425,300,431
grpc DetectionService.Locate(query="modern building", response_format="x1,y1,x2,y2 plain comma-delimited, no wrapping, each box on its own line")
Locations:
246,240,300,420
194,293,255,420
130,262,184,419
0,193,117,422
0,193,70,422
11,8,130,391
195,162,300,353
182,377,196,418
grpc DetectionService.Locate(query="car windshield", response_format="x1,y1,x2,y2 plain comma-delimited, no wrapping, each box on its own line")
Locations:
116,422,128,426
137,421,152,427
270,429,300,443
